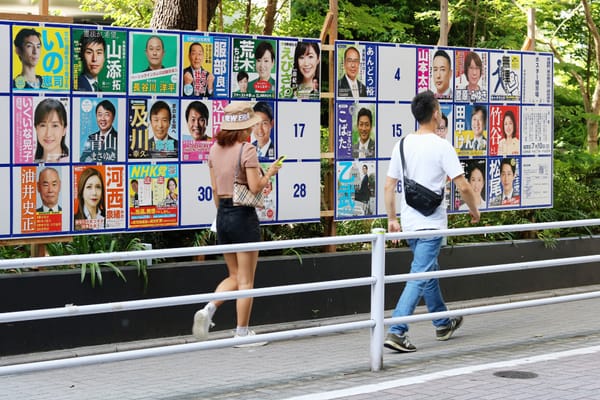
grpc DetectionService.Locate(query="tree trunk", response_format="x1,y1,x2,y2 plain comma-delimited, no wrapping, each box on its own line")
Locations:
263,0,277,36
581,0,600,153
150,0,221,31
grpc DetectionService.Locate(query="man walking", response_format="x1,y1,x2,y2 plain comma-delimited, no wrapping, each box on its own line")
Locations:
383,90,480,352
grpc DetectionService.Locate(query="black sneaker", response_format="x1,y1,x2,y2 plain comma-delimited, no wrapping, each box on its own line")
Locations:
436,316,463,341
384,333,417,352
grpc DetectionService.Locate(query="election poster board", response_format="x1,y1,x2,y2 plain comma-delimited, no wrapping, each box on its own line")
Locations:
334,40,553,220
2,20,321,239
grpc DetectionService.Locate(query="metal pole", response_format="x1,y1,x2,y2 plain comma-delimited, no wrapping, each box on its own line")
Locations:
369,228,386,371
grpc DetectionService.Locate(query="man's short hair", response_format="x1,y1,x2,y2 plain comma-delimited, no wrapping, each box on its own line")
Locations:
96,99,115,116
253,101,273,121
150,100,171,120
14,28,40,50
185,101,209,121
189,42,204,55
411,90,439,124
433,49,451,67
472,105,487,126
343,46,360,61
357,107,372,125
79,31,106,60
237,71,249,82
501,158,516,174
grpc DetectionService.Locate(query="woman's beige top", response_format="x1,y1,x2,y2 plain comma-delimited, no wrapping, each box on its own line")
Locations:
208,141,259,197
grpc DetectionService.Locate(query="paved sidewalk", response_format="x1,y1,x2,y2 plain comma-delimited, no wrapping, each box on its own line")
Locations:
1,286,600,400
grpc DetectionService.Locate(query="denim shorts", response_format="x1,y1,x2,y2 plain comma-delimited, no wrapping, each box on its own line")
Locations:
216,198,261,245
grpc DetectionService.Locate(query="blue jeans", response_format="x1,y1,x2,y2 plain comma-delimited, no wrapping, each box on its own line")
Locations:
388,236,451,335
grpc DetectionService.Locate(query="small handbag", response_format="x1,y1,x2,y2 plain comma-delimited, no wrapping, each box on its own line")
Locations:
399,137,444,216
233,143,265,208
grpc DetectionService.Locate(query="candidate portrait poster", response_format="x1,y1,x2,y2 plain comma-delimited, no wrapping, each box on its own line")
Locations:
72,28,127,93
454,50,488,103
181,34,214,98
128,32,179,95
336,160,376,218
180,99,227,162
13,96,70,165
231,37,278,99
73,165,126,231
73,97,125,163
14,165,70,234
11,25,70,92
278,40,321,100
128,98,179,160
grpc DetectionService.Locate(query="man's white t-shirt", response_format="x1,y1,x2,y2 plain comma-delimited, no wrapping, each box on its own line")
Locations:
387,132,464,232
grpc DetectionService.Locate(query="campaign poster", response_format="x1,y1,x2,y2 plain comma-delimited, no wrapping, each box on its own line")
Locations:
488,157,520,208
428,47,453,101
231,37,278,99
249,100,276,161
336,42,376,99
453,104,488,157
181,99,215,162
279,40,321,100
181,34,214,98
11,25,70,91
16,165,70,234
336,160,376,218
415,47,431,95
522,53,553,105
489,52,521,103
488,105,520,156
72,28,127,93
128,163,179,228
73,165,126,231
128,32,179,95
128,98,179,160
256,161,277,222
454,50,488,103
73,97,125,163
521,105,553,156
453,158,486,212
13,96,70,164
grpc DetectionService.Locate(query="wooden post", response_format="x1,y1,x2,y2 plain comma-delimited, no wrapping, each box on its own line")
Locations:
438,0,448,46
197,0,208,32
522,8,536,51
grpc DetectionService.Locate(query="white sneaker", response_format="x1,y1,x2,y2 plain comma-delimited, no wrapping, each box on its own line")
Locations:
192,309,214,340
233,330,268,348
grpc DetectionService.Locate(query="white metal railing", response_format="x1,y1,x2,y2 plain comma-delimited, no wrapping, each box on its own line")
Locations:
1,218,599,375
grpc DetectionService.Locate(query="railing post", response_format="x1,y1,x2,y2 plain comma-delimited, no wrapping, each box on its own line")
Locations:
370,228,386,371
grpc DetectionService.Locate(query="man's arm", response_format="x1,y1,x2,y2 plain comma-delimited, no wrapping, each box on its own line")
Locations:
452,174,481,223
384,176,401,233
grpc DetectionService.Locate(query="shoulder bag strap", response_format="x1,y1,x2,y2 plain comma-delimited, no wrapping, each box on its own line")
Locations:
399,137,408,189
234,142,245,181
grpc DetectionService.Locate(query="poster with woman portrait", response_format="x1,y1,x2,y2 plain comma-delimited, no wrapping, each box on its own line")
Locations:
488,105,520,156
73,165,125,231
278,40,321,100
13,96,70,165
454,50,488,103
128,32,179,95
452,159,487,211
72,28,127,93
231,37,278,99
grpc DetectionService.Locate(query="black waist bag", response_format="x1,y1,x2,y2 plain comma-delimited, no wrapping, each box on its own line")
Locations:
400,138,444,216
